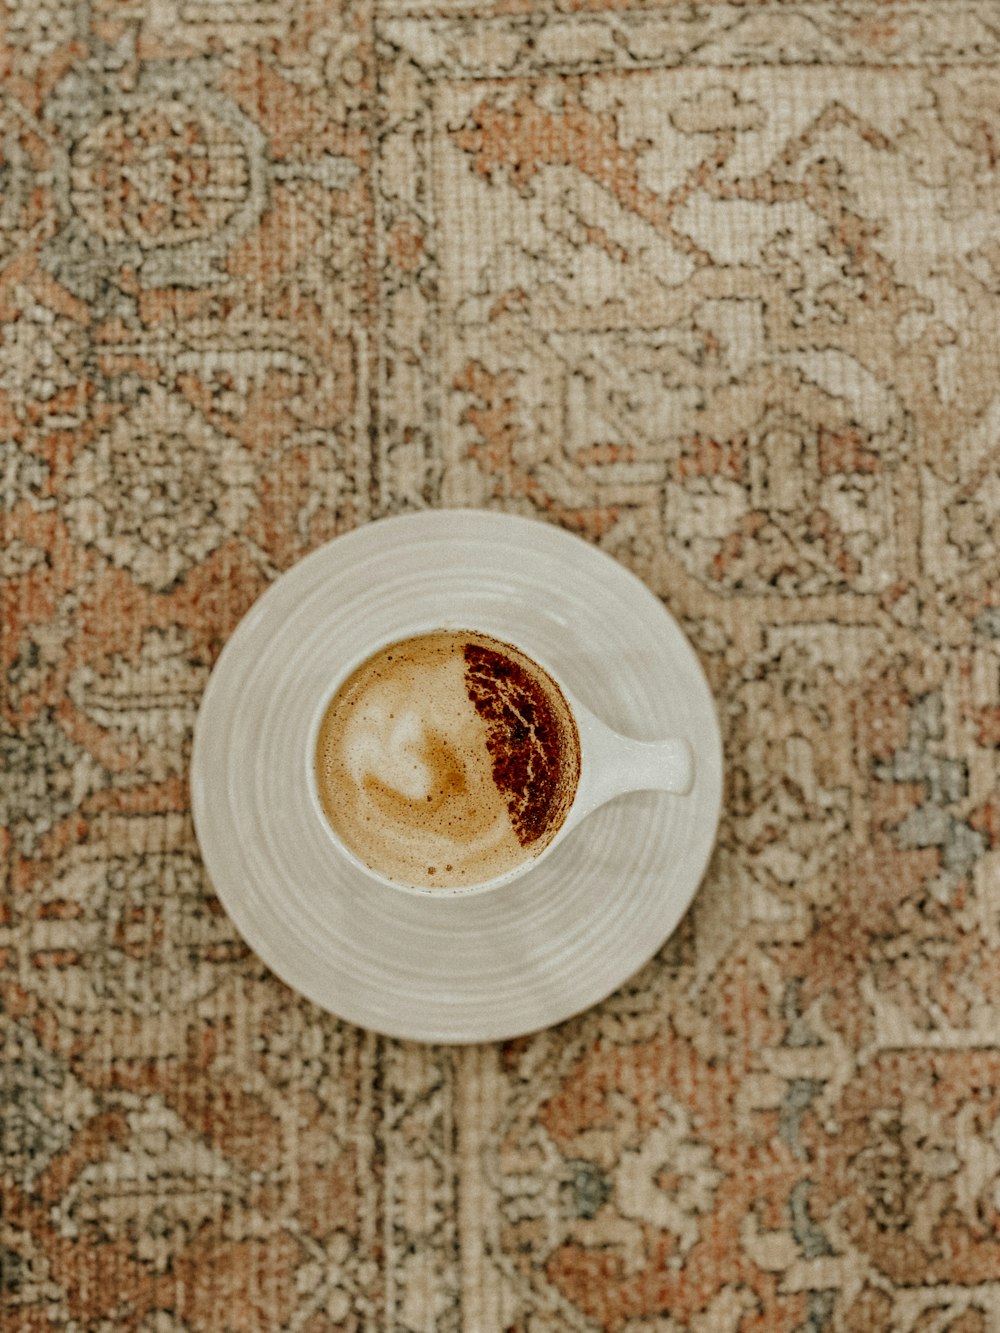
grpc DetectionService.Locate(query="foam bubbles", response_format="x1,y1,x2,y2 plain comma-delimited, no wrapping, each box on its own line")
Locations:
344,699,434,801
314,631,578,889
316,634,523,887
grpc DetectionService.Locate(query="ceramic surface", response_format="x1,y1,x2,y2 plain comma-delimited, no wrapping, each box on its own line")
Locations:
191,511,723,1042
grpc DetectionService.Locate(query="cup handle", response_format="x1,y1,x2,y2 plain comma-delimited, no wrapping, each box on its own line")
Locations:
570,703,695,825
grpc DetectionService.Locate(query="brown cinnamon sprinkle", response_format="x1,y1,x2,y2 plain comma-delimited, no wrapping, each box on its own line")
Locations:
462,642,577,847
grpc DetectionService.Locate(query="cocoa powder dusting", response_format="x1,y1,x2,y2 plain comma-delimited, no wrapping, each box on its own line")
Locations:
462,642,576,847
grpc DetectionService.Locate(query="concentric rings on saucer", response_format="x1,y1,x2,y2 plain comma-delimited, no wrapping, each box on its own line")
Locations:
191,510,723,1043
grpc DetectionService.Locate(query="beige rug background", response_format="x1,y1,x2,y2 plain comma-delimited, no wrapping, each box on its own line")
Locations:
3,1,1000,1329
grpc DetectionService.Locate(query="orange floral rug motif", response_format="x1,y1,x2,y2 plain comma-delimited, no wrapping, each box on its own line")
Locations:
3,1,1000,1329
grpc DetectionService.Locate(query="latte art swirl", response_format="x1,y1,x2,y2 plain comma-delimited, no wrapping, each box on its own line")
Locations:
314,631,581,889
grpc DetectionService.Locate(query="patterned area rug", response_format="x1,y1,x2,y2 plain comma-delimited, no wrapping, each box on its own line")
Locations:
3,0,1000,1328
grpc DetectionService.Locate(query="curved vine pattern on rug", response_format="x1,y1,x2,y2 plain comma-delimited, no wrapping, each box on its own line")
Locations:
3,0,1000,1330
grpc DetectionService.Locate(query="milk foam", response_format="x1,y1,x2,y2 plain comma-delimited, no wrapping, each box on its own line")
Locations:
314,631,579,890
345,699,437,802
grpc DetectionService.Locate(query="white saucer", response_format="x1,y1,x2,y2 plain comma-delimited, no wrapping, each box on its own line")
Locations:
191,511,722,1043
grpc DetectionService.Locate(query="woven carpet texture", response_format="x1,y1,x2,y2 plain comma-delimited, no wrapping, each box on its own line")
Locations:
3,0,1000,1329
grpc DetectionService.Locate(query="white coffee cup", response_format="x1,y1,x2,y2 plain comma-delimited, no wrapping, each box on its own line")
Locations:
306,626,694,898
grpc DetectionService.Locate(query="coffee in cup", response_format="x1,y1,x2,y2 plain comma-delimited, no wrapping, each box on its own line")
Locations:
314,630,581,889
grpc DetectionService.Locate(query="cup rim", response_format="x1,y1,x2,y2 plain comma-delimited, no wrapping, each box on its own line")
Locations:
303,622,583,898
